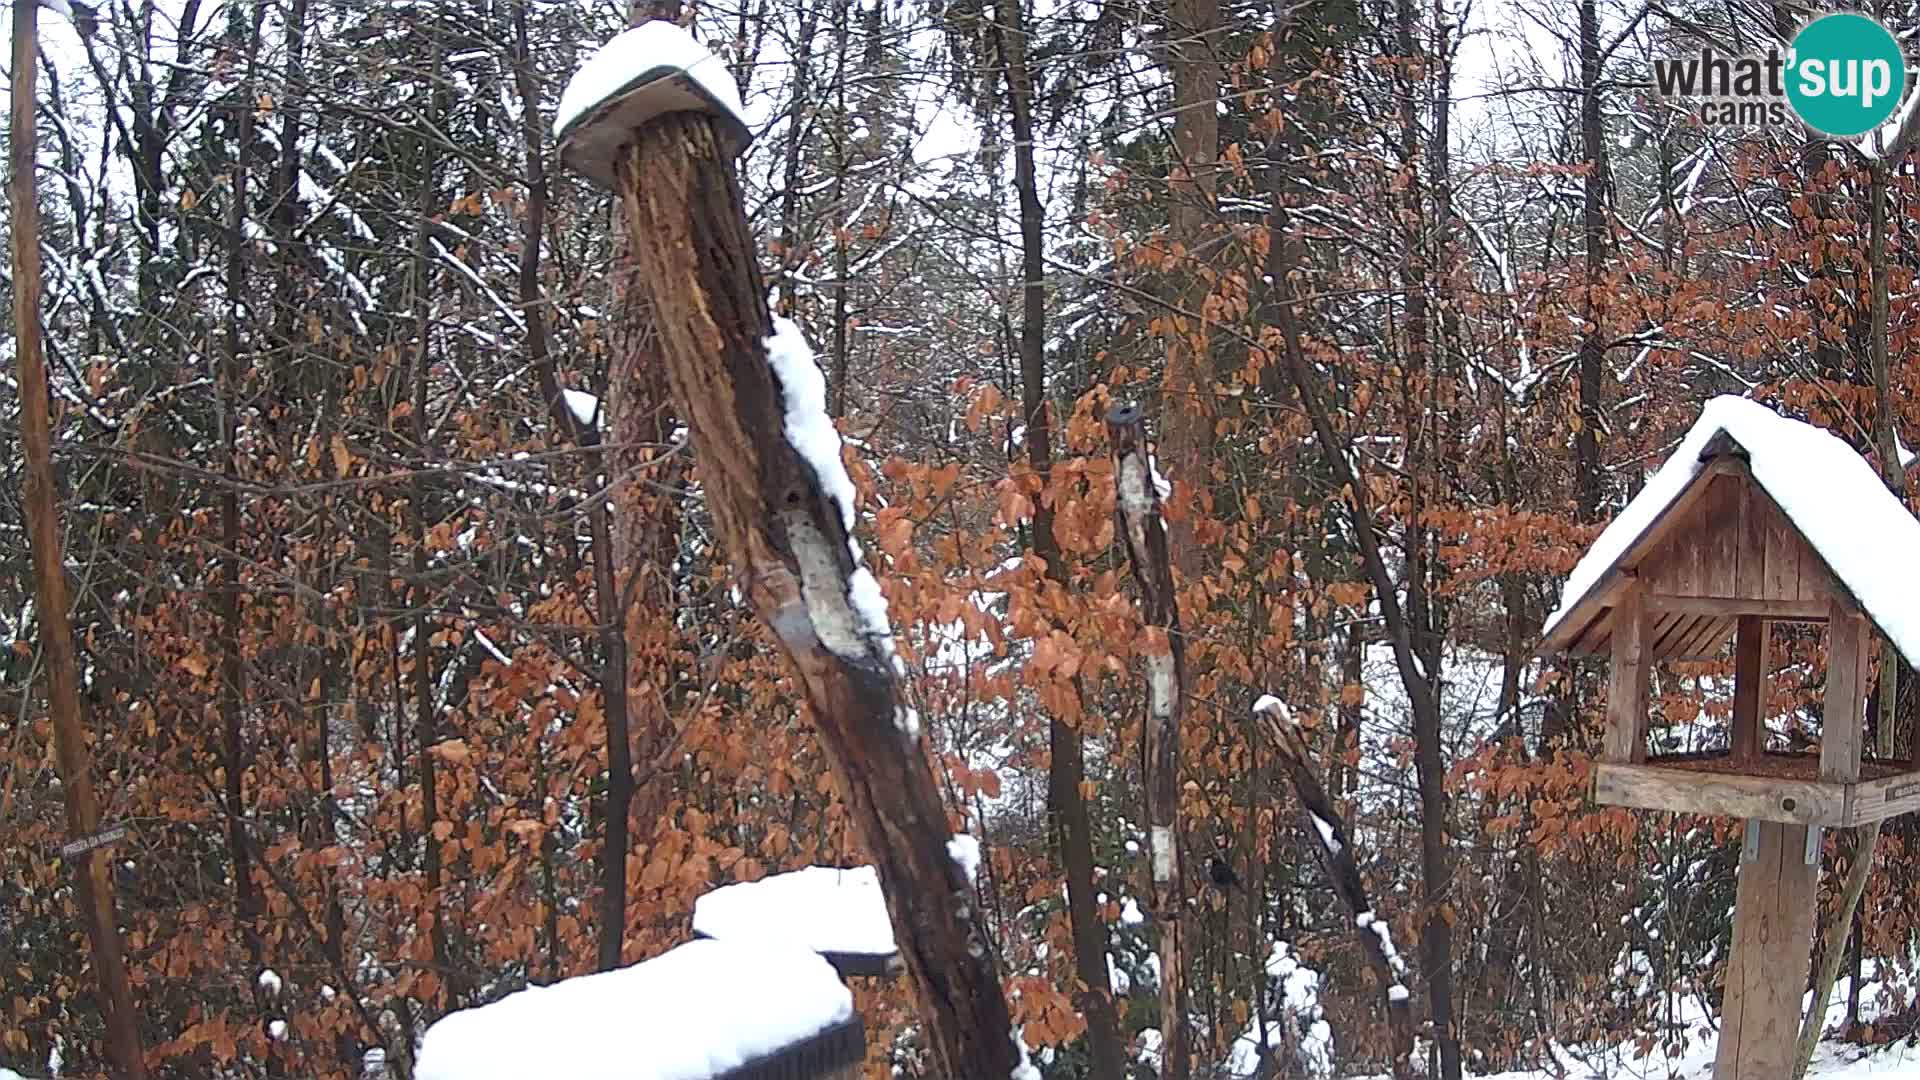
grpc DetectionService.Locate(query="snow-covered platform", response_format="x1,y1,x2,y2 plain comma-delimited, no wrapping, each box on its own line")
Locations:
1594,749,1920,827
693,865,901,978
413,938,863,1080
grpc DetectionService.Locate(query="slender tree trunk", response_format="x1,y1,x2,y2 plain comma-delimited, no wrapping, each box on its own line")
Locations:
991,0,1127,1073
1392,1,1459,1073
1107,410,1192,1080
409,60,452,1009
9,1,149,1072
1574,0,1607,521
1266,144,1459,1080
219,15,282,1061
219,18,269,995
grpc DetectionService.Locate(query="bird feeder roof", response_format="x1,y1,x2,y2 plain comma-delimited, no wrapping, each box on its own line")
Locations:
1539,396,1920,667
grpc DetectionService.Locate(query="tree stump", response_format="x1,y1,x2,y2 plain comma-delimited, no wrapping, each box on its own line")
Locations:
604,110,1021,1078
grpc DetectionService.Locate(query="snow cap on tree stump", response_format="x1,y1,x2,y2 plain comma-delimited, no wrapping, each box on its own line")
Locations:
555,21,752,190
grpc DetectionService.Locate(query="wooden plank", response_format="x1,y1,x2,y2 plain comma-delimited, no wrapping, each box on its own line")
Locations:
1643,595,1828,620
1735,481,1767,598
1823,601,1867,784
1714,821,1818,1080
1593,762,1848,825
1762,499,1800,602
1604,584,1651,764
1674,616,1733,660
1649,612,1699,659
1570,607,1613,656
1730,617,1768,765
1703,475,1740,597
1847,769,1920,825
1797,530,1825,604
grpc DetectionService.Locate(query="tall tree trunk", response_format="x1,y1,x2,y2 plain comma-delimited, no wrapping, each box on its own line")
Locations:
602,0,689,965
409,57,453,1010
1156,0,1221,581
991,0,1127,1074
9,1,149,1072
607,109,1024,1077
1392,1,1460,1074
1574,0,1607,521
1107,410,1192,1080
218,1,271,1031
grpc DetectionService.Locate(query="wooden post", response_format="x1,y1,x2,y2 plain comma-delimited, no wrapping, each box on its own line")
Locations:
1604,582,1650,763
1106,405,1192,1080
1823,602,1868,783
1731,616,1768,765
1714,820,1818,1079
603,113,1020,1076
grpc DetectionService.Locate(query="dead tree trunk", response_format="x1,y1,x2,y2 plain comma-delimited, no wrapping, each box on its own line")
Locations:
9,0,149,1073
1254,698,1415,1077
1107,405,1192,1080
606,112,1021,1078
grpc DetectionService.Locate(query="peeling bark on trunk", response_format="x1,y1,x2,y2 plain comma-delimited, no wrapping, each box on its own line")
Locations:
1107,406,1191,1080
607,112,1020,1078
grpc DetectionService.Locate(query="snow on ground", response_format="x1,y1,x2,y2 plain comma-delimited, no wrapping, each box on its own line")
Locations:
1542,396,1920,669
1354,973,1918,1080
413,938,852,1080
553,22,747,137
692,865,894,958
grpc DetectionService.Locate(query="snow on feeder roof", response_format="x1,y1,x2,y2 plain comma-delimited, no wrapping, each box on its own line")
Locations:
693,865,900,977
413,938,859,1080
1539,395,1920,668
555,21,752,190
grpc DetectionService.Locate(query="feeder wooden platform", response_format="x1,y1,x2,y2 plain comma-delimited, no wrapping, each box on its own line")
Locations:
1595,751,1920,826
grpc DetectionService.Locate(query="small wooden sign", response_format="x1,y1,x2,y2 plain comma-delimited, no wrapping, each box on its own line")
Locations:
59,823,127,860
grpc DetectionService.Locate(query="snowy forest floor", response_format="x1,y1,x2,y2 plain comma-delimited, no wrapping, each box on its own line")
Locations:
1354,972,1920,1079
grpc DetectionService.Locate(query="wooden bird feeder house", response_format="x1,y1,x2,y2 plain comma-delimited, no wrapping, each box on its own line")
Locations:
1540,396,1920,1079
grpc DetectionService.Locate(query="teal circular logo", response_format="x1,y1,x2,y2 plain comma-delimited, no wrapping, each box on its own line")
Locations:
1787,14,1907,136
